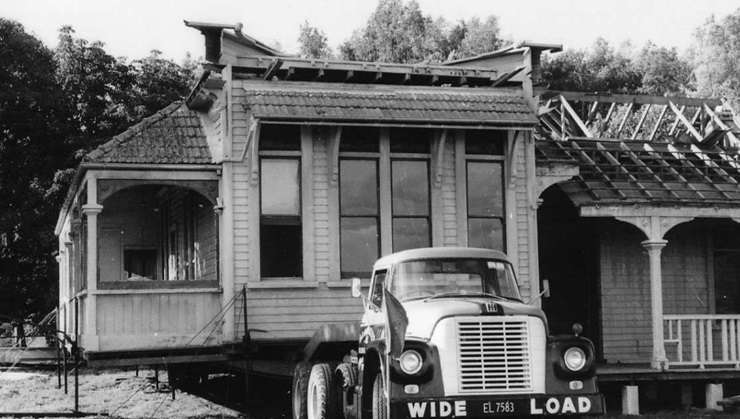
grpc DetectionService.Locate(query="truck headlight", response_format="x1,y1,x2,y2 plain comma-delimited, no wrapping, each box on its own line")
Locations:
563,347,587,371
399,350,423,375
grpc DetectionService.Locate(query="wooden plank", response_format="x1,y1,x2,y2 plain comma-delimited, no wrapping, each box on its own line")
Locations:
648,105,668,142
560,95,593,138
666,144,733,199
631,104,652,140
539,89,721,107
235,55,500,79
618,142,680,199
642,143,706,200
669,101,702,141
594,142,653,198
616,103,634,137
668,105,686,136
570,141,627,199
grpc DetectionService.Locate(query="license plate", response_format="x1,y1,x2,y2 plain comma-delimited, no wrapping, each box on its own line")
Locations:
393,394,602,418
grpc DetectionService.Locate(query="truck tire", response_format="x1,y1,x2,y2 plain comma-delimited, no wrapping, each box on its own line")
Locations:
292,361,311,419
372,372,387,419
307,363,339,419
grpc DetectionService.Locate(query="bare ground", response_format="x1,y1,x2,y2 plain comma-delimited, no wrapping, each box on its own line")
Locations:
0,368,244,419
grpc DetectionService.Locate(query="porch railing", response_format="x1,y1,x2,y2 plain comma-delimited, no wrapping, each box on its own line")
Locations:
664,314,740,369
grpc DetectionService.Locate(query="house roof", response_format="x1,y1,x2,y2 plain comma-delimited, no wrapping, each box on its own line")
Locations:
536,138,740,207
242,84,537,126
84,101,212,165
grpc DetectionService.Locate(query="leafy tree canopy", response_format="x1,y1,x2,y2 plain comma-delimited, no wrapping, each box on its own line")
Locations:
0,20,195,320
690,8,740,110
333,0,503,63
298,21,332,59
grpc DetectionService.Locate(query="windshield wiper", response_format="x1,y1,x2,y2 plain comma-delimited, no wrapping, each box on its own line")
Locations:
423,292,521,302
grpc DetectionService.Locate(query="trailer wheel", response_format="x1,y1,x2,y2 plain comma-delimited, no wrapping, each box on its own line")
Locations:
371,372,387,419
307,363,339,419
292,362,311,419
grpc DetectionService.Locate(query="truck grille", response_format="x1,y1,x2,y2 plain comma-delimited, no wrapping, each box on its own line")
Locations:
457,318,532,393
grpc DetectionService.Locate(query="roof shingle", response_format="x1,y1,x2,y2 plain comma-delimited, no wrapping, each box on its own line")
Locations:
242,85,537,126
84,101,212,165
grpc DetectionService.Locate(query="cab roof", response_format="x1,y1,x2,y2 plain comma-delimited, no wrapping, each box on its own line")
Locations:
373,247,510,271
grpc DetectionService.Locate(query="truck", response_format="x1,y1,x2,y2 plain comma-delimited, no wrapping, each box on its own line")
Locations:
292,247,605,419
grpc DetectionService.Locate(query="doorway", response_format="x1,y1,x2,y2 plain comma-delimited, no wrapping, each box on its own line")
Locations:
537,185,603,358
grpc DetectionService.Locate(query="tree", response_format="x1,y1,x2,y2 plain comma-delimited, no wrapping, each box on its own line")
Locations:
635,42,692,95
298,22,332,59
128,50,195,120
690,9,740,111
455,16,504,59
55,26,135,144
339,0,444,63
0,21,197,321
541,38,642,92
0,19,69,319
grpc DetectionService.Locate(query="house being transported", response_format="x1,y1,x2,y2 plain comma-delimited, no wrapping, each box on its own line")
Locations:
55,21,740,413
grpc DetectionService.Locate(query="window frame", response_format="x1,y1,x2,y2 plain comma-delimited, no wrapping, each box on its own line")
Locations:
338,156,381,279
390,156,432,252
259,152,303,279
464,132,507,251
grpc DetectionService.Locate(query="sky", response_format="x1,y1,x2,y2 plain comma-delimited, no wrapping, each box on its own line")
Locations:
2,0,739,62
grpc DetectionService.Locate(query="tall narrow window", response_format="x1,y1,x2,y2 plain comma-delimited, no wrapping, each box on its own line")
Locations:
466,130,505,250
390,128,431,252
391,160,430,251
339,127,380,278
260,125,302,278
340,160,379,277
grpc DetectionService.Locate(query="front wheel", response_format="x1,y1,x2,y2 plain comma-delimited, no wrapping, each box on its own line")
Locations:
372,372,387,419
307,363,339,419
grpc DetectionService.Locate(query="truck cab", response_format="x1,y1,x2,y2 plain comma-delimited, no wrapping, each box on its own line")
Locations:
293,247,604,419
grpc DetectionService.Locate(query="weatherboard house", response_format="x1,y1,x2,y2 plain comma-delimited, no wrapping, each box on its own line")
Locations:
56,21,740,411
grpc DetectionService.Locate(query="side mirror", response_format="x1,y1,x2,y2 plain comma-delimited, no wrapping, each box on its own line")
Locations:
543,279,551,299
351,278,362,298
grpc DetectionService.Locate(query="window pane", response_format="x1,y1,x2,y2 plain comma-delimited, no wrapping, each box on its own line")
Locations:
124,249,157,280
390,128,431,153
261,159,300,215
341,217,379,276
393,218,430,252
468,218,504,250
260,223,302,277
340,160,378,215
467,161,503,217
259,124,301,151
392,160,429,216
466,130,505,155
340,127,379,152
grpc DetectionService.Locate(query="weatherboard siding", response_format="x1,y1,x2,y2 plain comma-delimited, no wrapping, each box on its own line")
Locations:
229,80,538,341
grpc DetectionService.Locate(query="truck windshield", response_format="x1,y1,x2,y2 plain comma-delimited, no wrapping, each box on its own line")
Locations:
389,258,521,302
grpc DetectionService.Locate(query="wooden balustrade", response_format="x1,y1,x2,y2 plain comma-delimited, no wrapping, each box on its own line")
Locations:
664,314,740,369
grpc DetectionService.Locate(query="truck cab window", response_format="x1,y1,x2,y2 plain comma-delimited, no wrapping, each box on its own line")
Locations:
369,270,387,308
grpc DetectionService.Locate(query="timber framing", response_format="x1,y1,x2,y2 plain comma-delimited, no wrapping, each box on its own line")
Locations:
221,55,504,87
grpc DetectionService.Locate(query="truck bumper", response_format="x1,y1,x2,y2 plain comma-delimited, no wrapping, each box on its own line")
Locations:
390,393,605,418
